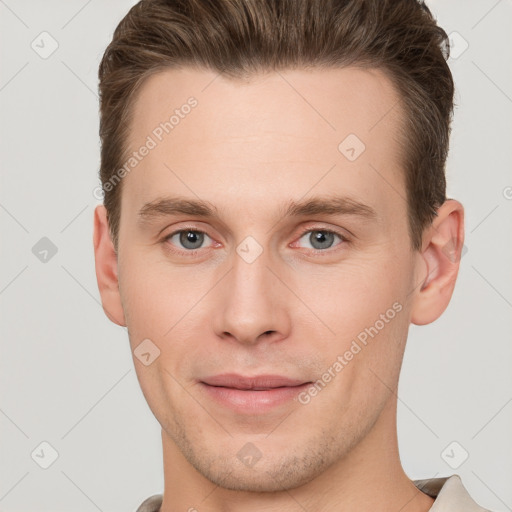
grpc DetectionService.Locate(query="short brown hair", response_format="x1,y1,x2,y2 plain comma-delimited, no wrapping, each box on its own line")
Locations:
98,0,454,251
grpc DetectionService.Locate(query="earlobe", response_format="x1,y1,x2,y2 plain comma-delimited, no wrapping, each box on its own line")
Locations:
93,205,126,326
410,199,465,326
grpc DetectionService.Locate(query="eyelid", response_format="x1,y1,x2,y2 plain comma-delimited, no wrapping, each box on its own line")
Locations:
296,225,349,240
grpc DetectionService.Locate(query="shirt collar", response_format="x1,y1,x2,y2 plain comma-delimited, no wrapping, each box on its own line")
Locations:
413,474,490,511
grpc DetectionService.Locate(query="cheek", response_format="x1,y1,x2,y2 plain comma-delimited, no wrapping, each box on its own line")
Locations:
307,252,411,389
316,257,406,338
118,247,194,337
117,248,217,387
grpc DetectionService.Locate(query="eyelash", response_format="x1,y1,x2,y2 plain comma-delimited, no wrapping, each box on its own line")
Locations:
161,226,349,257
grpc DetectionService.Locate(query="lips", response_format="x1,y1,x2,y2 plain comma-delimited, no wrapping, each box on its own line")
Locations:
198,372,315,414
198,373,312,413
200,373,309,390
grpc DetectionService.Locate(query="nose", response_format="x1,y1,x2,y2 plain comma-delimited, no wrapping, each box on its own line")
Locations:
213,246,291,347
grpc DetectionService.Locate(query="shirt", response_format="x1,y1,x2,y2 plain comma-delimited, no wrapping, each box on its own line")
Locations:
135,474,493,512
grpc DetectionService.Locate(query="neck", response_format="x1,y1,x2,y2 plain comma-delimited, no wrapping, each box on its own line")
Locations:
159,397,435,512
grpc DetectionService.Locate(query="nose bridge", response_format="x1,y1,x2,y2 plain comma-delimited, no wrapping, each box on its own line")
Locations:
232,243,272,302
214,237,289,344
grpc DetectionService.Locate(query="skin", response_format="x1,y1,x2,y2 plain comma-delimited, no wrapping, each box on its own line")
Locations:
93,66,464,512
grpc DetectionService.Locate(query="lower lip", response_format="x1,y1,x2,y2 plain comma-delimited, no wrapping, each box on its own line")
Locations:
199,382,312,414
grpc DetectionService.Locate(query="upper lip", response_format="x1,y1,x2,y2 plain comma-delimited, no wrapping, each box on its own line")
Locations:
201,373,310,390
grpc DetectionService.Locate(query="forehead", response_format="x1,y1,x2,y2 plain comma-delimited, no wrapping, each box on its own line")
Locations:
123,65,406,225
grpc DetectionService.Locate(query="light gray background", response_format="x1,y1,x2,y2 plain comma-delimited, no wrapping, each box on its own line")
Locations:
1,1,511,511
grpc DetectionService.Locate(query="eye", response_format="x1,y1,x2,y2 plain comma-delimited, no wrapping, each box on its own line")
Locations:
164,229,213,253
295,229,347,252
162,227,348,256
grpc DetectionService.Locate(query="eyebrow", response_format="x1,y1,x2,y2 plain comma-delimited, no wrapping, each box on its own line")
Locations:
138,195,378,226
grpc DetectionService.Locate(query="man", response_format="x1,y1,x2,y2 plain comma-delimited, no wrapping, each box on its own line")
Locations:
93,0,491,510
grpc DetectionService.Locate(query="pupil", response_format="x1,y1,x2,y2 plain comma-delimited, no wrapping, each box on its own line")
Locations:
311,231,333,249
180,230,203,249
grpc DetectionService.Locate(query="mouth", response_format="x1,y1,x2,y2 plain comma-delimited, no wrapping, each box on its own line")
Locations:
198,373,313,413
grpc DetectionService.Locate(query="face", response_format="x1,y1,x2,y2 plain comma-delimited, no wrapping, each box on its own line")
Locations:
110,66,425,491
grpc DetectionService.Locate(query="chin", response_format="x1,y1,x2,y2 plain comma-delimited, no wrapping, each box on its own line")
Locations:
200,461,315,493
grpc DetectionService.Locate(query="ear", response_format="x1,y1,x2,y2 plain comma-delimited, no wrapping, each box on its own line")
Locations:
93,205,126,326
410,199,465,326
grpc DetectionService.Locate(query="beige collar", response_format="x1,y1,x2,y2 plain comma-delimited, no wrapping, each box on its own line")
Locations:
413,474,491,511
